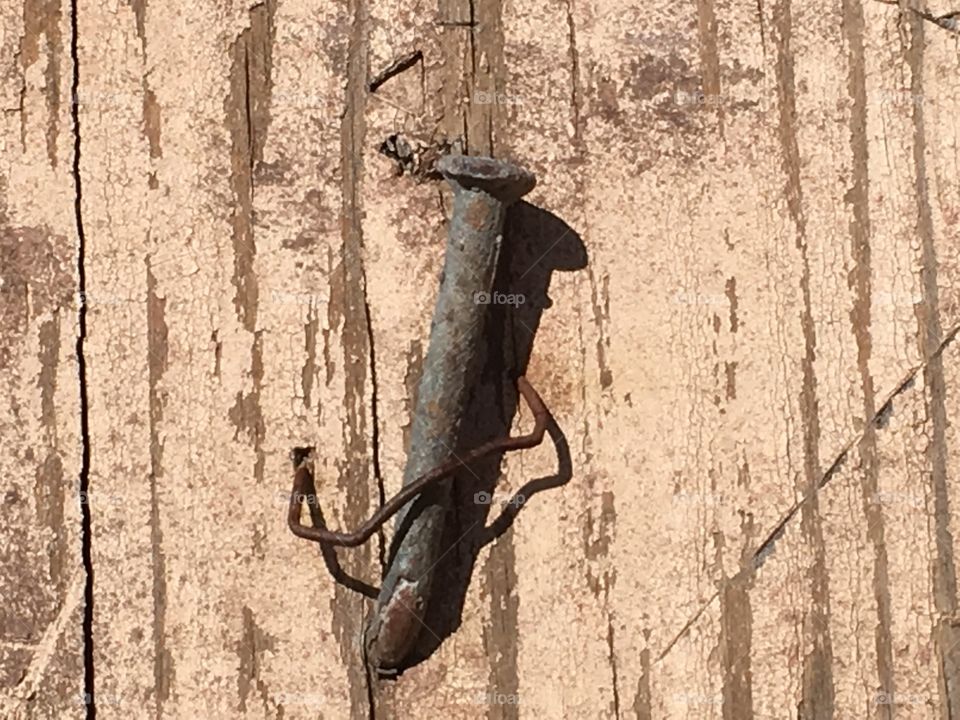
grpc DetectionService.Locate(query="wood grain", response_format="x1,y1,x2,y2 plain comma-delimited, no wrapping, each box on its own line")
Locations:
3,0,960,718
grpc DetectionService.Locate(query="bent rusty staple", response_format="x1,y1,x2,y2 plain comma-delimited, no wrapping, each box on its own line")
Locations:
287,375,548,547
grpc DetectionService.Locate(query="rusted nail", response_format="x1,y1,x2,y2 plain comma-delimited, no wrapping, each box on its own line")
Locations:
363,155,535,673
287,154,538,674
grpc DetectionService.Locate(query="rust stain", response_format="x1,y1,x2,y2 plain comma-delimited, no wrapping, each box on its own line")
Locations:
20,0,63,167
237,605,277,712
465,194,491,231
146,261,173,715
224,1,277,332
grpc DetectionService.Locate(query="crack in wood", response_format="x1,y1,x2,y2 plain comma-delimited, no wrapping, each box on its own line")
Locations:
368,50,423,93
656,322,960,669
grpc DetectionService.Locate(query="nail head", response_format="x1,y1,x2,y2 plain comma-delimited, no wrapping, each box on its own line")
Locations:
436,154,536,203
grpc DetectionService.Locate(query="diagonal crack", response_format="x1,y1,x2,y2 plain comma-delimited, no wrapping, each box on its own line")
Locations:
753,322,960,569
367,50,422,93
872,0,960,32
655,321,960,666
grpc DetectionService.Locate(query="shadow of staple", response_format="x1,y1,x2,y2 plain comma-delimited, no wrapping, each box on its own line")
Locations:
402,200,587,667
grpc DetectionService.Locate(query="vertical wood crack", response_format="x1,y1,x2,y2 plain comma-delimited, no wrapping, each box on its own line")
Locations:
69,0,94,715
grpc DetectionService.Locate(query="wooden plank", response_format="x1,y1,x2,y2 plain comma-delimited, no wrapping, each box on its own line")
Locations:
6,0,960,717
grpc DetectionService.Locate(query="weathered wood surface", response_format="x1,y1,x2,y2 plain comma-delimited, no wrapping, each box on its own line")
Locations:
3,0,960,718
0,0,86,717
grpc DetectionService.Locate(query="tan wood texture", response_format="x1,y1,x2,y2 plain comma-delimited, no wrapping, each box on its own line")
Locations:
1,0,86,716
3,0,960,718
